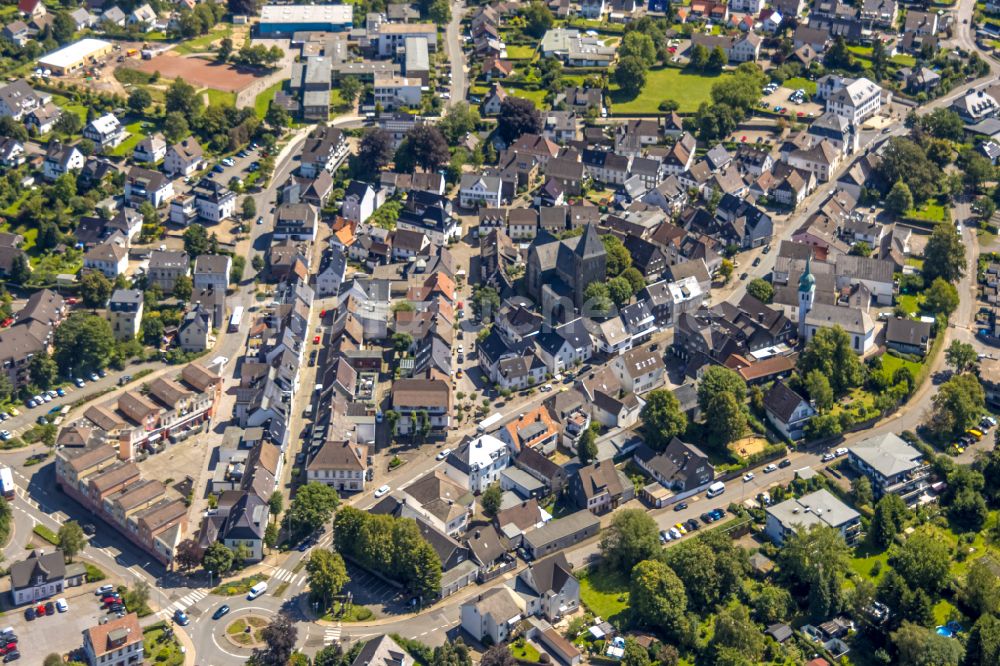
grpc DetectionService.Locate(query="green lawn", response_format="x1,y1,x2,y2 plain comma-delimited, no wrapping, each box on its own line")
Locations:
578,567,629,623
848,545,889,583
510,641,541,662
506,45,537,60
891,54,917,67
933,599,959,625
508,86,548,107
173,26,233,55
144,624,185,666
783,76,817,95
907,200,949,222
255,82,283,118
905,256,925,270
109,121,146,158
881,353,924,379
610,67,726,114
896,293,923,315
204,88,236,107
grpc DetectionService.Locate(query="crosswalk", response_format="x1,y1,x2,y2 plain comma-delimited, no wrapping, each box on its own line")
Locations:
324,623,341,645
271,567,307,587
157,589,207,619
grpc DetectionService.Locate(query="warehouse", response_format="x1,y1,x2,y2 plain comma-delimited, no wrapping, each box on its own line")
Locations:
258,4,354,36
38,38,114,75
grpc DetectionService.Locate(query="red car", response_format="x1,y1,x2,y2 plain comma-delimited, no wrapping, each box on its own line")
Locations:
319,309,327,317
313,335,321,344
103,595,120,606
35,604,46,616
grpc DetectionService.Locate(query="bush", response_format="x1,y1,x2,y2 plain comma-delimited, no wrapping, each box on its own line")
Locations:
85,563,107,582
34,524,59,545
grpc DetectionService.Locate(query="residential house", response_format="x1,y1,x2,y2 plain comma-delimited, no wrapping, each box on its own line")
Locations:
82,613,144,666
83,240,128,279
885,318,932,356
633,438,714,495
459,174,503,209
848,433,930,504
43,142,84,181
306,439,368,493
765,489,861,545
107,288,143,341
147,249,189,292
178,305,211,352
444,434,512,494
9,549,83,605
163,138,204,177
124,166,174,207
611,346,665,394
274,203,319,241
342,180,379,224
570,460,634,513
391,373,452,435
83,113,124,150
193,254,231,291
763,380,816,440
133,135,166,163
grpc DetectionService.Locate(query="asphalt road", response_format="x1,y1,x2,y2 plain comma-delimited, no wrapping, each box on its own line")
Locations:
444,0,468,107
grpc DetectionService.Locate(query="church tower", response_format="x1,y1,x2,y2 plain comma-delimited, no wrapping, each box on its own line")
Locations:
798,252,815,341
570,224,607,309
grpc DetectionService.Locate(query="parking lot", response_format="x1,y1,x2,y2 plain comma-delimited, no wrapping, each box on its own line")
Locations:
341,562,402,612
0,582,117,663
760,86,824,119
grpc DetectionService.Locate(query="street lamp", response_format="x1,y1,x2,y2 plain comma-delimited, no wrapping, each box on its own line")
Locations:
207,570,213,589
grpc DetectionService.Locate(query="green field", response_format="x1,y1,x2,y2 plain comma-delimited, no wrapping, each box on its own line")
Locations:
508,86,548,107
204,88,236,107
783,76,817,95
506,45,537,60
578,567,629,623
109,121,147,157
610,67,726,114
907,200,949,222
896,293,923,315
173,26,233,56
255,81,283,118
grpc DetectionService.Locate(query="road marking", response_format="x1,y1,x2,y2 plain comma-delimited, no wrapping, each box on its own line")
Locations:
324,623,342,645
157,589,208,619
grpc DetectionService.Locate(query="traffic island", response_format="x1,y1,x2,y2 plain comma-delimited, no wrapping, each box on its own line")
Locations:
224,615,269,649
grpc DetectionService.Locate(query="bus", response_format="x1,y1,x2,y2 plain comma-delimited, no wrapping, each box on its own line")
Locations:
0,466,14,501
228,306,244,333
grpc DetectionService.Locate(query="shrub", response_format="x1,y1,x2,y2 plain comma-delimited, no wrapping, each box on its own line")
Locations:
33,524,59,545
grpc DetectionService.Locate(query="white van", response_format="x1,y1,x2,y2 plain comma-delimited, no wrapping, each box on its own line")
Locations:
247,581,268,600
706,481,726,498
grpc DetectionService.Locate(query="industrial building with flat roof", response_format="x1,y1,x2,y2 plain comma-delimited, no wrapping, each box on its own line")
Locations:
38,38,113,75
259,4,354,35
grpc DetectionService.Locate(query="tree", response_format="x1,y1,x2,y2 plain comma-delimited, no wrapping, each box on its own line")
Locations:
924,277,960,316
630,559,688,635
53,112,82,136
964,613,1000,666
690,43,710,70
891,529,952,594
481,483,502,518
264,523,279,550
852,476,874,508
165,79,202,116
746,278,773,303
268,491,284,518
923,219,967,284
44,655,63,666
870,493,907,547
163,111,190,144
8,253,29,284
929,373,985,438
797,325,865,396
583,282,612,317
600,509,660,572
438,102,480,144
123,581,151,616
29,351,59,390
711,603,765,663
287,482,340,536
697,366,747,411
522,0,554,38
471,285,501,322
607,276,633,306
878,138,941,205
250,614,298,666
203,541,235,575
891,621,965,666
613,56,647,96
128,88,152,114
217,36,233,61
480,645,515,666
620,267,646,294
396,125,450,172
946,340,978,373
428,0,450,23
718,259,734,283
242,197,257,221
52,11,76,43
959,148,995,193
173,274,193,301
142,316,164,346
886,180,915,215
851,241,873,257
752,583,794,625
601,235,632,276
183,224,211,257
665,536,746,613
961,556,1000,617
803,369,834,412
871,36,888,81
52,313,115,376
778,525,850,618
80,270,114,308
824,36,854,69
306,549,350,610
706,392,747,446
639,390,688,451
265,104,290,130
357,129,395,177
707,45,727,71
577,426,598,464
619,32,656,62
497,97,541,144
339,76,362,107
57,521,86,561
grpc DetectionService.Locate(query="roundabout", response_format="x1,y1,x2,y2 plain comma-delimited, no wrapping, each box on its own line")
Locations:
223,614,269,649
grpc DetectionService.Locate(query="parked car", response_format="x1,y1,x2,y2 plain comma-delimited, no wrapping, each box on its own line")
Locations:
701,512,715,523
834,447,848,457
96,585,114,596
763,463,777,473
23,608,34,622
44,602,54,616
673,502,688,512
435,448,452,461
4,651,19,661
74,378,85,388
778,459,791,468
88,372,99,382
686,518,700,531
55,598,68,613
822,452,836,462
56,388,65,397
743,472,755,482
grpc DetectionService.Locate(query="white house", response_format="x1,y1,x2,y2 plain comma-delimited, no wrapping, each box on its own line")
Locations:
83,113,125,150
342,180,378,223
163,138,204,177
459,174,503,209
83,240,128,278
10,549,82,605
43,143,83,181
373,76,423,110
193,254,231,291
763,381,815,440
823,76,883,127
444,433,513,494
133,135,166,163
